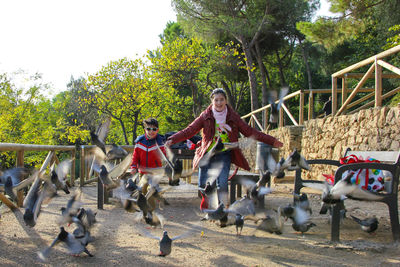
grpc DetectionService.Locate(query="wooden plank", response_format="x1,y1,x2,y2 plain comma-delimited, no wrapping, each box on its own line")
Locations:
264,108,269,131
347,91,374,109
70,150,76,186
332,77,337,115
350,86,400,114
80,146,85,187
16,150,25,207
332,45,400,77
342,77,347,114
281,103,298,126
336,63,375,116
299,91,304,125
279,107,284,127
241,90,301,119
40,151,55,172
0,193,18,210
344,73,400,79
251,114,264,130
0,143,75,151
308,91,314,120
377,60,400,76
375,59,382,107
346,151,399,163
16,150,24,167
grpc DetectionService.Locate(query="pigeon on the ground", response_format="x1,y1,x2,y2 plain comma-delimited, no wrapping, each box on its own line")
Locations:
257,207,284,235
138,229,196,257
38,226,93,261
350,215,378,233
292,222,316,234
234,214,245,235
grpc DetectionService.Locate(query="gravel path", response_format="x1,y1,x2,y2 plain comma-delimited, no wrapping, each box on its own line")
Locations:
1,180,400,267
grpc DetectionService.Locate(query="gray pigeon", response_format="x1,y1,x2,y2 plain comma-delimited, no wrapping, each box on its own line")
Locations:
138,229,196,257
201,202,227,221
0,167,30,201
292,222,316,234
40,226,93,260
293,193,312,215
280,148,310,171
235,214,245,235
106,144,128,160
90,117,111,154
50,159,72,194
268,87,289,126
58,189,82,225
257,207,284,235
350,215,378,233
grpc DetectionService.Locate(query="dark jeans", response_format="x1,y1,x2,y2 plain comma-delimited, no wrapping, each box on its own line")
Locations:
198,150,232,193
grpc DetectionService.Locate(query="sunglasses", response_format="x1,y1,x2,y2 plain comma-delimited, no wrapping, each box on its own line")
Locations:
146,127,158,131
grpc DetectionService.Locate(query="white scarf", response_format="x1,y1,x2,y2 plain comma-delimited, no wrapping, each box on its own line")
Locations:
212,106,232,133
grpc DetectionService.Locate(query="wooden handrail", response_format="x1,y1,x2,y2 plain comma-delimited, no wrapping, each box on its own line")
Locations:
0,143,75,151
332,45,400,77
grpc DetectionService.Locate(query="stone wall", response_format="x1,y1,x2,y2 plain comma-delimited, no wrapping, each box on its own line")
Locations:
241,105,400,181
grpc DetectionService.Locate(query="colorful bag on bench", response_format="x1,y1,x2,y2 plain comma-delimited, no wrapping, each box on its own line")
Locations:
339,154,385,192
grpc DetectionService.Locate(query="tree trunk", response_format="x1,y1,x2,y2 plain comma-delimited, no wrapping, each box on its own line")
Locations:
299,38,313,90
239,36,259,111
275,49,287,87
131,111,140,145
254,41,268,107
221,80,235,108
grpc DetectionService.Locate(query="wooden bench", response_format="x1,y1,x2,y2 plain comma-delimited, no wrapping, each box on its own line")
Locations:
295,148,400,242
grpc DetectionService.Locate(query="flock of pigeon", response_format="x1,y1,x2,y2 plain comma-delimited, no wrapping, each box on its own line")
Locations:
0,118,382,261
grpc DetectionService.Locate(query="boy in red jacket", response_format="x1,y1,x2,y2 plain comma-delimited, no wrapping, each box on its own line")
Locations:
130,118,166,193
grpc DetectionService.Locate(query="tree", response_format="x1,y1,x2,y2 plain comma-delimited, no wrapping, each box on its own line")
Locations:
82,58,152,144
297,0,400,51
149,36,209,118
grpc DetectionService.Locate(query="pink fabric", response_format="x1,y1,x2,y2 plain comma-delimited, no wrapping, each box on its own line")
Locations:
212,106,232,132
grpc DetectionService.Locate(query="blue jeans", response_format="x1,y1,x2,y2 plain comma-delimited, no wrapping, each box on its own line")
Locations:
198,150,232,193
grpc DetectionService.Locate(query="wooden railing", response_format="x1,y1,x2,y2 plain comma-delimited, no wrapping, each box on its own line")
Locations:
332,45,400,115
241,45,400,131
79,145,135,186
0,143,76,184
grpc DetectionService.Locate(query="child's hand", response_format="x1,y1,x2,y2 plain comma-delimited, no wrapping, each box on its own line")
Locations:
273,140,283,148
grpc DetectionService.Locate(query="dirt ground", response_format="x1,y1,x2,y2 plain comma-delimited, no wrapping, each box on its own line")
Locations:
1,179,400,267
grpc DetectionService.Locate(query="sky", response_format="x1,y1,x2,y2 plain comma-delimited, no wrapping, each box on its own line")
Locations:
0,0,333,96
0,0,177,95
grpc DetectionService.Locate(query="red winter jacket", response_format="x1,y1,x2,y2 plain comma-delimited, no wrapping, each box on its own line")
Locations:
167,104,282,171
130,134,166,174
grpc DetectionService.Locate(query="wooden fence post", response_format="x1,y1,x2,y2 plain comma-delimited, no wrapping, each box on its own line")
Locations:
299,91,304,125
80,146,85,187
332,77,337,115
375,57,382,107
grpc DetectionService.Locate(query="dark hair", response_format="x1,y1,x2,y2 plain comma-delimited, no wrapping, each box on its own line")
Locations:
210,88,227,100
143,118,159,128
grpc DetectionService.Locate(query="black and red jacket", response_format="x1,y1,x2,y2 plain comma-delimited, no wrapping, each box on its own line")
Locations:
130,134,166,174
